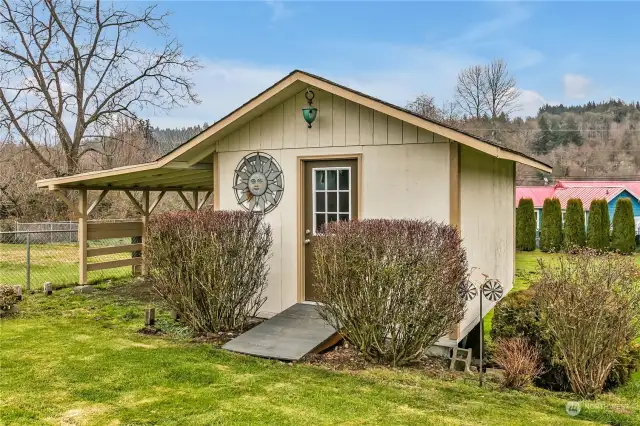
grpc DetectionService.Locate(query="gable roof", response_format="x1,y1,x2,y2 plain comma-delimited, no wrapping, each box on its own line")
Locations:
516,180,640,210
37,70,551,190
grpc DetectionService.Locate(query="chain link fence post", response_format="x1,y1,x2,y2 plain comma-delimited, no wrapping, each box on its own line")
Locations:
26,232,31,290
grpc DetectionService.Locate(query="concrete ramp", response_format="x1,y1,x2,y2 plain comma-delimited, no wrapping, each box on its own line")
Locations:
222,303,340,361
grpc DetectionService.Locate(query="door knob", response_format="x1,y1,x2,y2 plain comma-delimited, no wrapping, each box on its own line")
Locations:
304,239,311,245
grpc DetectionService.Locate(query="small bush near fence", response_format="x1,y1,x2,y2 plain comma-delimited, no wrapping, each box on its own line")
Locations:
312,219,467,367
611,198,636,254
540,198,562,252
146,209,272,333
516,198,536,251
0,285,18,314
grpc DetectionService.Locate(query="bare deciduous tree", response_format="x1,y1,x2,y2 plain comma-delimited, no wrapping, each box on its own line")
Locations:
484,59,521,119
455,64,486,119
0,0,200,177
406,94,442,121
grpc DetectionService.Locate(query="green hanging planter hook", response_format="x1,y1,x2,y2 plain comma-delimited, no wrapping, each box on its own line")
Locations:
302,89,318,128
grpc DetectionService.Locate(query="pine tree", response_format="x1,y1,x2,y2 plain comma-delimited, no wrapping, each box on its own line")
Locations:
540,198,562,252
611,198,636,254
516,198,536,251
564,198,585,249
587,199,603,250
533,115,552,155
600,199,611,250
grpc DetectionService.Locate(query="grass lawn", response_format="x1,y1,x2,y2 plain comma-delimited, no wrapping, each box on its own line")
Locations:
0,242,132,288
1,276,638,425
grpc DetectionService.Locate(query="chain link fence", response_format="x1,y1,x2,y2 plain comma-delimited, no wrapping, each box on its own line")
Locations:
0,221,135,290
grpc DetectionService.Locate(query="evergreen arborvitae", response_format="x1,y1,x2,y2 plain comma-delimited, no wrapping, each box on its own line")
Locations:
516,198,536,251
564,198,585,250
600,199,611,250
540,198,562,252
587,199,603,250
611,198,636,254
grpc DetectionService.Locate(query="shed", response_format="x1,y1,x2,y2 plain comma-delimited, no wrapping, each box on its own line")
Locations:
37,70,551,346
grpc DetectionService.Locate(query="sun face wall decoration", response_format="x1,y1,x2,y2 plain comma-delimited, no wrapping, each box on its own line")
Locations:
233,152,284,214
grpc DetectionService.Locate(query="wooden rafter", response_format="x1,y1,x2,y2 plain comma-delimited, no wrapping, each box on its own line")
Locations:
87,190,109,215
198,191,213,210
53,190,81,216
177,190,195,211
124,190,146,215
149,191,166,215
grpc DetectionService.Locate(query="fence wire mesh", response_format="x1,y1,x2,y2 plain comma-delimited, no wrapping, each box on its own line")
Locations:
0,223,135,290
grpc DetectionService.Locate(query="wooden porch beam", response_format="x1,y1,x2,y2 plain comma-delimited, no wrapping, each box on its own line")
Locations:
193,191,199,211
148,191,166,215
53,190,81,217
165,162,213,170
177,190,195,211
87,190,109,216
124,190,146,215
198,191,213,210
186,145,217,167
78,189,88,285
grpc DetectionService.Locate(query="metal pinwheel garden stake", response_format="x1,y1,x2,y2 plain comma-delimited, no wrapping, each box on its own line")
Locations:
459,276,504,387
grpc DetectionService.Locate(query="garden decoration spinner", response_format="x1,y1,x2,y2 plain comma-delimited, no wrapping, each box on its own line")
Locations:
233,152,284,214
459,274,504,387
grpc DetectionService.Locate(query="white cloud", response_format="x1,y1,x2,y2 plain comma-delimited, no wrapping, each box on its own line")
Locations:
563,73,592,99
518,89,547,118
147,60,285,128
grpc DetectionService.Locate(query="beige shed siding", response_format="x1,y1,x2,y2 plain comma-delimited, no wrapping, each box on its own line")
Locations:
459,146,515,338
216,89,446,152
218,144,450,317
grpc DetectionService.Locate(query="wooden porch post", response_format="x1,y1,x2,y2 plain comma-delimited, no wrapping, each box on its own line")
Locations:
449,142,462,340
78,189,88,285
141,190,150,276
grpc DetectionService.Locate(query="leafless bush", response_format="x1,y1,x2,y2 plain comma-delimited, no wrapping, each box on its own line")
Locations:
0,285,18,313
535,250,640,398
146,209,272,333
312,219,467,367
493,338,543,390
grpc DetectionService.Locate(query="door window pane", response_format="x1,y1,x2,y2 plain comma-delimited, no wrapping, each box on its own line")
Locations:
338,192,349,213
339,169,349,190
315,214,326,232
315,170,325,190
315,192,325,212
327,192,337,212
327,213,337,224
339,214,349,222
327,170,337,190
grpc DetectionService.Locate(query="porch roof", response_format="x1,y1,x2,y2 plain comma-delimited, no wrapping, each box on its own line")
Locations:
37,69,551,192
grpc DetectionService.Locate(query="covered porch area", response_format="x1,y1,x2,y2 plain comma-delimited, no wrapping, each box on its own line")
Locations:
36,157,219,284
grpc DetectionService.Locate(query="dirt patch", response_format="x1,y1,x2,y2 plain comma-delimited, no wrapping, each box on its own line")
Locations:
104,277,161,304
190,318,263,346
303,341,459,379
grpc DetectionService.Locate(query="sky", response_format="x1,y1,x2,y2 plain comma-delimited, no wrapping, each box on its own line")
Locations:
134,1,640,128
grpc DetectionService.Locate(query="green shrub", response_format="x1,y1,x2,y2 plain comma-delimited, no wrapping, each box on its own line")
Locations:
539,198,562,252
600,199,611,250
491,289,570,391
146,209,272,333
516,198,536,251
535,251,640,398
587,199,606,250
611,198,636,254
605,342,640,389
563,198,585,250
312,219,467,367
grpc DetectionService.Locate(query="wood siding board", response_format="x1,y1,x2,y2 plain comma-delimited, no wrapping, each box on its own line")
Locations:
402,122,418,145
332,95,346,146
434,133,448,143
283,96,296,148
359,106,374,146
418,128,432,144
295,91,308,148
373,110,388,145
345,100,360,146
238,121,251,151
271,103,284,149
260,109,272,150
387,117,403,145
318,91,333,147
249,116,262,150
307,92,320,147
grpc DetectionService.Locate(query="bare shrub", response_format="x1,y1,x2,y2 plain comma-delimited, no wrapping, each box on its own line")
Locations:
312,219,467,367
146,209,272,333
535,250,640,398
493,338,543,390
0,285,18,313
